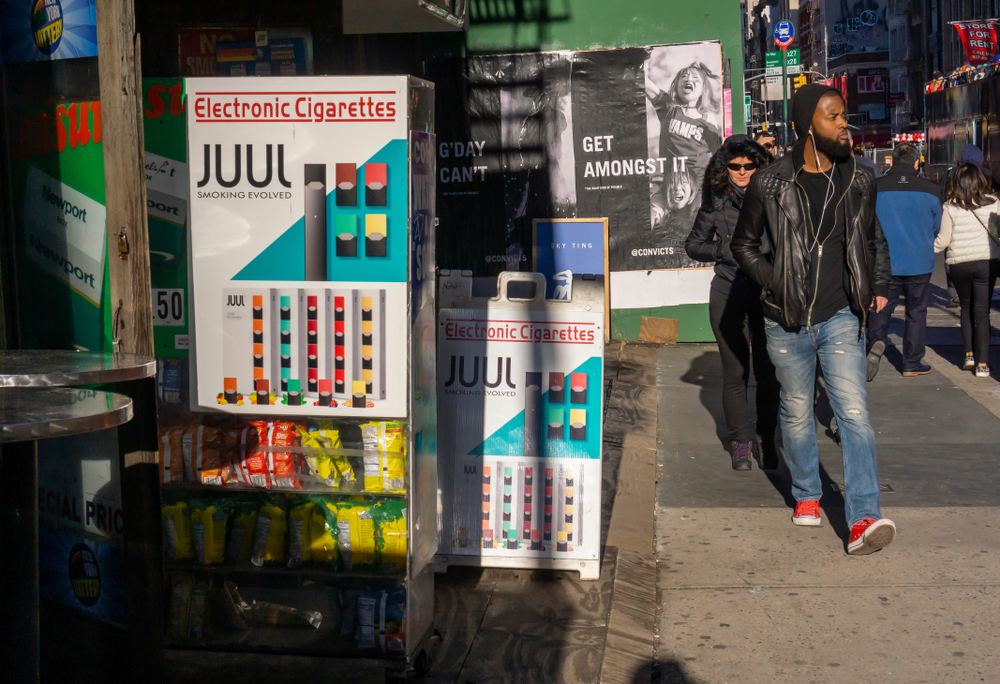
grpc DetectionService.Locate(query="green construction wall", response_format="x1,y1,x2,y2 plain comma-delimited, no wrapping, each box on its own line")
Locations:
610,304,713,343
464,0,746,134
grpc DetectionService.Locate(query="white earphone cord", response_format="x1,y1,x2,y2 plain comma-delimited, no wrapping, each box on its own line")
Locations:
808,130,836,255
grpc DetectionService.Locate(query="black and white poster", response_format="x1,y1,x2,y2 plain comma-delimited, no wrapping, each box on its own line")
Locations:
428,41,724,277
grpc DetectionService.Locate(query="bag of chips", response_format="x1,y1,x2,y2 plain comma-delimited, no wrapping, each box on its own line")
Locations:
360,422,406,494
159,428,186,484
166,573,195,642
251,499,287,566
265,422,301,489
374,500,408,574
355,588,406,653
324,499,377,572
298,422,355,488
287,500,316,568
309,501,338,564
181,426,231,485
162,500,193,561
190,499,234,565
225,500,260,563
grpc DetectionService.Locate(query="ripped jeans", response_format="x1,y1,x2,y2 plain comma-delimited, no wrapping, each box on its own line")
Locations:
765,307,881,525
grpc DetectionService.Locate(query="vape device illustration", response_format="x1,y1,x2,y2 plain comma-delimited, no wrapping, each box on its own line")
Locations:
570,409,587,441
548,372,565,403
270,288,303,395
332,290,360,398
524,372,542,457
365,214,387,257
548,408,564,440
335,163,357,206
571,372,588,404
287,378,303,406
336,214,358,257
365,162,387,206
544,467,553,542
565,467,574,545
253,295,264,382
304,164,327,280
502,466,512,543
481,465,492,549
224,377,238,404
318,379,333,406
359,290,386,400
255,379,269,405
352,380,367,408
305,294,319,394
521,465,533,545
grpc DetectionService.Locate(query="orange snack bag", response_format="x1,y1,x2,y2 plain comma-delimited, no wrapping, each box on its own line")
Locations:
183,426,234,485
266,422,301,489
159,428,185,484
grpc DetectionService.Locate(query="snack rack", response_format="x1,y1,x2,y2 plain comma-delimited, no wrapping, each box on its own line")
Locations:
154,76,437,678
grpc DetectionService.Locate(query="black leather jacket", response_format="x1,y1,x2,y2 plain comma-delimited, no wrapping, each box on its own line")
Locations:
731,153,891,330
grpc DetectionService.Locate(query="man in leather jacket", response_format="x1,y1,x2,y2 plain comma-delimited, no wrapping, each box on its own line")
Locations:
730,84,897,556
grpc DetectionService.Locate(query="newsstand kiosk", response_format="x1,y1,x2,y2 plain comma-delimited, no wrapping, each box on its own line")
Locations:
155,75,438,678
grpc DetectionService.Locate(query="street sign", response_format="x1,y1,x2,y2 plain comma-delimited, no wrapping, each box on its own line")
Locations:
744,94,751,123
765,50,801,75
774,20,794,49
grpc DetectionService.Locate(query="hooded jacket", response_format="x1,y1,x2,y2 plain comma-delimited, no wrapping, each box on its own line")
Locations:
730,85,891,329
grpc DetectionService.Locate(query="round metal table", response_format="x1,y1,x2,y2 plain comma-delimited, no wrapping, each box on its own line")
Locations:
1,383,138,684
0,350,156,387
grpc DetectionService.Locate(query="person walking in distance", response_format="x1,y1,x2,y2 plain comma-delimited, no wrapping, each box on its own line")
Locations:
866,143,942,380
731,84,896,555
685,136,780,471
934,163,1000,378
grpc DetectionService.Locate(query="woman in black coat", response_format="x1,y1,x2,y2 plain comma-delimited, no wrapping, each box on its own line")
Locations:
685,136,779,471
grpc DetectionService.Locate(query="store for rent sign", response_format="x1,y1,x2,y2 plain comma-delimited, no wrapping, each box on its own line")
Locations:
954,22,999,64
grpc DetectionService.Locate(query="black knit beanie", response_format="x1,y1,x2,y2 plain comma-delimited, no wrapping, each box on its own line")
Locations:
791,83,841,143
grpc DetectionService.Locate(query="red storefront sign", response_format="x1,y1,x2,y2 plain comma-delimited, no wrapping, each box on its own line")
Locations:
954,22,999,64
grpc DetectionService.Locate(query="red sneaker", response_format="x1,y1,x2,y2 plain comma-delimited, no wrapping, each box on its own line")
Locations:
792,500,822,526
847,517,896,555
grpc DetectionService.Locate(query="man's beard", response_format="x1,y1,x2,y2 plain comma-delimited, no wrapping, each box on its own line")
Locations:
813,130,852,161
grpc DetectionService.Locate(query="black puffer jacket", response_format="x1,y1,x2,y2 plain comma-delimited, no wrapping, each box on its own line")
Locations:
685,190,743,284
730,153,891,330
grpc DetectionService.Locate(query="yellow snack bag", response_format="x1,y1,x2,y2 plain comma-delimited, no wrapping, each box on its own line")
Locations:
190,500,232,565
251,502,287,566
162,501,193,561
360,422,407,494
225,502,259,563
374,501,408,573
288,502,316,568
309,506,338,564
326,500,377,571
298,423,355,488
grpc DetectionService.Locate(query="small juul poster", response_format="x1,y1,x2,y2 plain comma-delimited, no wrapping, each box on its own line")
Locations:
437,274,603,573
187,76,411,416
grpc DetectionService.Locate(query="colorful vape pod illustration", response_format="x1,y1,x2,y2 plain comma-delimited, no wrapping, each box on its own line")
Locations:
365,162,387,206
365,214,387,257
336,214,358,257
335,163,357,206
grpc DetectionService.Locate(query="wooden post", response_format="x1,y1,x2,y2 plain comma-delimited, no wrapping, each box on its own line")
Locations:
97,0,153,359
96,3,163,681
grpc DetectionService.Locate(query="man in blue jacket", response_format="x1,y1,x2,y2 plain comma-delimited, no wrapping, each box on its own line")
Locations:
866,143,943,380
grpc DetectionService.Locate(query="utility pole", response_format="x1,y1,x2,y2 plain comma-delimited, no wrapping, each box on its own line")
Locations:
782,47,789,146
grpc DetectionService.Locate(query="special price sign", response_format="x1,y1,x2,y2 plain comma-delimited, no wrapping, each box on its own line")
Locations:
954,22,999,64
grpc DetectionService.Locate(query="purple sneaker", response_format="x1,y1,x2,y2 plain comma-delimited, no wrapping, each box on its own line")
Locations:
731,441,752,471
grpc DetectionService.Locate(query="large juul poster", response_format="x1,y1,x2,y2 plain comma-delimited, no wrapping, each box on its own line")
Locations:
430,42,724,275
187,77,410,416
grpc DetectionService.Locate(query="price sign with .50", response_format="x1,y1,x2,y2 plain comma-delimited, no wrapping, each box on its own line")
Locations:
152,288,185,327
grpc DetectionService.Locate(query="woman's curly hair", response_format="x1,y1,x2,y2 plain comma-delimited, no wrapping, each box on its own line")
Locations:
701,137,772,209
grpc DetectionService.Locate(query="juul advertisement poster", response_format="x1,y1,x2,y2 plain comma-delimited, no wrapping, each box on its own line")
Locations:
437,274,603,575
187,77,410,416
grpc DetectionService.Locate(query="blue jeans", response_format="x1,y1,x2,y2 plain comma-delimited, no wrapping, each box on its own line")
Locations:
765,308,881,526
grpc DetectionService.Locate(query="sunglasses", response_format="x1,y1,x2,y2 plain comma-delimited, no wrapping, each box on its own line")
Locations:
728,162,758,172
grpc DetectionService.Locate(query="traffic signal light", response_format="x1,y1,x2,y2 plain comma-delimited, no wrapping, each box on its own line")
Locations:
794,74,808,91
